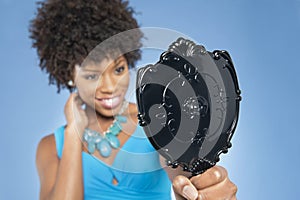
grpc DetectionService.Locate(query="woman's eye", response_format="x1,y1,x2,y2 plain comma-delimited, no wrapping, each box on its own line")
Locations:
84,74,98,80
115,66,125,74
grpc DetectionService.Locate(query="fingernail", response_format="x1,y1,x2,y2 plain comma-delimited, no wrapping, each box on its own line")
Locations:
182,185,198,200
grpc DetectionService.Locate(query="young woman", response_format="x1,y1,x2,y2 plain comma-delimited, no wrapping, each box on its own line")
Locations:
29,0,237,199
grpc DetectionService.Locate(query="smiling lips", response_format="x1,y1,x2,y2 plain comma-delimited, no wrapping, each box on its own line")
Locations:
96,96,121,109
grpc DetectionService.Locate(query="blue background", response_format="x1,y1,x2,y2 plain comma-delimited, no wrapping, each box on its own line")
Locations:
1,0,299,199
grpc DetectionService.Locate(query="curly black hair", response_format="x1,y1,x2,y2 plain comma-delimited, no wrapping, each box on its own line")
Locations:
29,0,143,93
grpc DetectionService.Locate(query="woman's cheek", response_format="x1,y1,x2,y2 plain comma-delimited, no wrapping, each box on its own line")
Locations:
117,74,130,89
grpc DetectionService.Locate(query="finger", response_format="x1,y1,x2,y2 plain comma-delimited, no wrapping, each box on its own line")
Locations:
173,175,198,200
69,94,84,118
64,93,79,114
231,196,237,200
229,182,238,200
72,93,87,110
190,166,227,190
75,93,87,110
197,178,238,200
74,92,83,102
66,92,78,104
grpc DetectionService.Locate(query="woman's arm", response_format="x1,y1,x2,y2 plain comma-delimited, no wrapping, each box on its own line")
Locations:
36,125,84,200
36,93,88,200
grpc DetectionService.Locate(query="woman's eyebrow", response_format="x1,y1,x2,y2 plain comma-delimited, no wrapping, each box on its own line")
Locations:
114,58,126,66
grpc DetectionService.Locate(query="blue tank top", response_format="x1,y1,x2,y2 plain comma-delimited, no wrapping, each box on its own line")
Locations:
54,125,172,200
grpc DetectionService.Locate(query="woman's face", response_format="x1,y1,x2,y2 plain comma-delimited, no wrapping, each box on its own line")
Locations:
75,56,130,117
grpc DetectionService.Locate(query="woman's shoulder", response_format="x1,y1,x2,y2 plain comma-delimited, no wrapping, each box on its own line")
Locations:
36,125,66,163
35,133,61,190
36,133,57,160
36,133,59,173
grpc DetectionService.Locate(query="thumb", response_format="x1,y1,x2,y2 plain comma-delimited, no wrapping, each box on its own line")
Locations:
172,175,198,200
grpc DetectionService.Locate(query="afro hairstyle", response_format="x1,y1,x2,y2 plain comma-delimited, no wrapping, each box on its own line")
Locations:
29,0,143,93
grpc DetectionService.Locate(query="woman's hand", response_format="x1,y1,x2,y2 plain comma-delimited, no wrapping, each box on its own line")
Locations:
172,165,237,200
64,92,88,136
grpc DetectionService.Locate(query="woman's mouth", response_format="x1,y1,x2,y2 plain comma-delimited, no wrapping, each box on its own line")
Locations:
96,96,121,109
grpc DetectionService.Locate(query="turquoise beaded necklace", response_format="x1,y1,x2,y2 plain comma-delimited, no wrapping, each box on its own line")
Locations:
83,101,128,157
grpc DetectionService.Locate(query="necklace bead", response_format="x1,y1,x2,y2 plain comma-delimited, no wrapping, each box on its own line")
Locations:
83,101,128,157
106,133,120,148
97,140,111,157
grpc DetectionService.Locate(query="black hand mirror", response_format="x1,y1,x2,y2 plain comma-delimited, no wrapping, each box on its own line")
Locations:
136,37,241,176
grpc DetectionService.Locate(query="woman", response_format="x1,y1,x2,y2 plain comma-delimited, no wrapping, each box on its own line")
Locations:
29,0,237,199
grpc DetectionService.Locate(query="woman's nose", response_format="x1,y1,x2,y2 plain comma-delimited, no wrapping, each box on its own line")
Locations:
97,74,116,93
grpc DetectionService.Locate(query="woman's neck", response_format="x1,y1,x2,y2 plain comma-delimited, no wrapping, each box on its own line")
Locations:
85,107,114,131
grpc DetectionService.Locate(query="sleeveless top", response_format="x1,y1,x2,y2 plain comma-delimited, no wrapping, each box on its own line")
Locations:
54,125,172,200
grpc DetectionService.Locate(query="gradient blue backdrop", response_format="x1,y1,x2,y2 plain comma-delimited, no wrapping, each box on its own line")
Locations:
1,0,299,199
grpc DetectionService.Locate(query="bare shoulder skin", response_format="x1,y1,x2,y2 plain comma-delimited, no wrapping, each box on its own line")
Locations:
36,99,85,200
36,134,59,200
